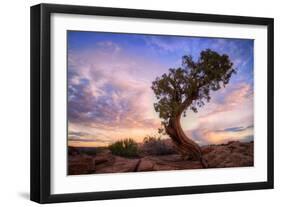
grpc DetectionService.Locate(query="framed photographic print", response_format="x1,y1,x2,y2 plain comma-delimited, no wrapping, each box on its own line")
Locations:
30,3,274,203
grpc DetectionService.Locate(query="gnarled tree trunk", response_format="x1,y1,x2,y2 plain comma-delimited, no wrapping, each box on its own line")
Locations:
165,114,208,168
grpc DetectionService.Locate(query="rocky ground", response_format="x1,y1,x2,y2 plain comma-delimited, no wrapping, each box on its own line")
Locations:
68,140,253,175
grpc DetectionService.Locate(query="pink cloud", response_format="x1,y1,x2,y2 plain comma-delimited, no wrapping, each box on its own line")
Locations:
68,42,163,142
183,83,254,145
198,83,253,122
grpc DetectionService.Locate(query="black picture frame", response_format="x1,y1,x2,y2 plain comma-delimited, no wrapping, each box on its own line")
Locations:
30,3,274,204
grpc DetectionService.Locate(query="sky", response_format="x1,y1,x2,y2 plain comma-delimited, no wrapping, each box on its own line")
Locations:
67,31,254,147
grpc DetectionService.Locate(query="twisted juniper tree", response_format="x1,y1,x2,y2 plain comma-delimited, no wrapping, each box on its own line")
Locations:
151,49,236,168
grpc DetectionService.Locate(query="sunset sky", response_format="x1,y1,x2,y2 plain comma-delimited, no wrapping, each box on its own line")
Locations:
67,31,254,147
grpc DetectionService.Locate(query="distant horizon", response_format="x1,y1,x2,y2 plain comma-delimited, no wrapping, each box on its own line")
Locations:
67,31,254,147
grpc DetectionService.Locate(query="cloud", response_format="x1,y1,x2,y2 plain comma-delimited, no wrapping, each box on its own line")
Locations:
96,41,121,53
182,83,254,145
220,125,253,132
186,125,254,145
68,42,162,134
68,138,99,142
203,127,253,144
144,36,186,52
68,131,109,142
197,83,253,126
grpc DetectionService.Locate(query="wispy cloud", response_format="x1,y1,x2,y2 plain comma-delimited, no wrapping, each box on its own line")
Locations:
68,50,161,130
68,131,112,143
68,39,164,146
96,41,121,53
182,83,254,145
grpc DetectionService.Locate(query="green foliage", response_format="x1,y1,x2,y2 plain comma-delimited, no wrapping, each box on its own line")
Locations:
108,138,139,158
151,49,236,125
142,135,175,155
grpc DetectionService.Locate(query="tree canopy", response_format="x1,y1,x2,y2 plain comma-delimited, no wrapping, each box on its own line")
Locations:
151,49,236,126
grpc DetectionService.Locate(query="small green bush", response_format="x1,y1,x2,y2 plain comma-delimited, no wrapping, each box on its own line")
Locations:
108,138,138,158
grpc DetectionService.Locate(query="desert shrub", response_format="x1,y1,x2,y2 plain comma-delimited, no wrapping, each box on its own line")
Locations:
142,135,175,155
108,138,138,158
